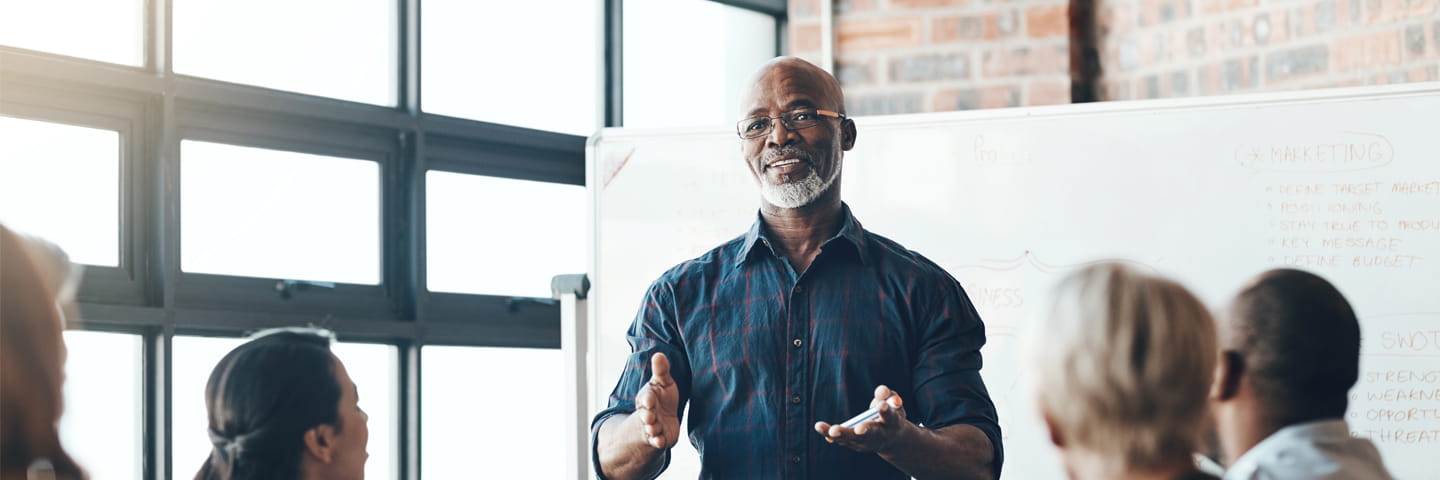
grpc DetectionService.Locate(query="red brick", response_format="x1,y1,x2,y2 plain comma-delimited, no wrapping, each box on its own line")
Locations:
1200,63,1222,95
1027,80,1070,105
981,44,1069,78
1225,0,1259,12
837,0,879,13
888,0,971,9
1101,80,1132,101
932,85,1019,111
790,0,821,19
791,23,823,54
1269,8,1292,44
1027,4,1068,38
1361,0,1409,25
836,17,925,51
932,13,1013,43
1332,30,1404,72
1197,0,1225,15
1403,0,1438,18
1409,65,1439,81
1138,0,1186,26
1098,1,1139,35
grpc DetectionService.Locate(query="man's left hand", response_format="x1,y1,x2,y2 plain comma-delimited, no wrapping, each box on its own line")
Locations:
813,385,912,454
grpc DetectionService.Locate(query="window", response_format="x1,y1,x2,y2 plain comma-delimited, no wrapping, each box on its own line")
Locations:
623,0,777,128
421,346,563,478
6,1,784,478
0,0,144,66
171,336,397,480
422,0,599,135
180,141,381,284
170,336,243,478
426,171,584,298
59,330,142,480
0,116,120,267
172,0,395,105
330,342,398,480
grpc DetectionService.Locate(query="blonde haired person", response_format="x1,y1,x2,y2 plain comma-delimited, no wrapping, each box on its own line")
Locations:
0,224,87,480
1027,262,1218,480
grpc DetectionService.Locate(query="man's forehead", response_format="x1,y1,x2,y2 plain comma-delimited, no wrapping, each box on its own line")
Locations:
742,77,838,114
744,94,820,115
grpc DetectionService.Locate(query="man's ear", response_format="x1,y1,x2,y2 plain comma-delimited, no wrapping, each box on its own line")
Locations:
304,424,337,464
840,118,857,151
1041,407,1064,448
1214,350,1246,402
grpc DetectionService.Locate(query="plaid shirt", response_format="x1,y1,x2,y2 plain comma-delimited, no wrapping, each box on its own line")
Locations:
592,205,1002,480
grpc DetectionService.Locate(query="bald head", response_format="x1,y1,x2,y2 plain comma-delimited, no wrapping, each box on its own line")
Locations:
740,57,846,116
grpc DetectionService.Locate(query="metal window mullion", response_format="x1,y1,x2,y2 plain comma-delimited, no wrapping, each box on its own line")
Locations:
142,325,174,480
398,341,421,480
603,0,622,127
400,0,421,115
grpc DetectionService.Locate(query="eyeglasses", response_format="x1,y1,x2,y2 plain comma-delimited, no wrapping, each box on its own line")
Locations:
736,108,846,139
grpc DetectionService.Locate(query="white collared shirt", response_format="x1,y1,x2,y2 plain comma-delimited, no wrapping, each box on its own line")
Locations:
1224,419,1394,480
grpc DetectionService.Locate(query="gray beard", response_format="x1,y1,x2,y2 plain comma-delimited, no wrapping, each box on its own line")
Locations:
760,167,834,208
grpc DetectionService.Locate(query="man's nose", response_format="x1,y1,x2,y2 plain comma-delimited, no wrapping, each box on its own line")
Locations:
767,119,798,148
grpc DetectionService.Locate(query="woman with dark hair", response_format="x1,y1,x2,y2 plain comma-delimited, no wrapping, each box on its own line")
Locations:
0,225,87,480
195,328,368,480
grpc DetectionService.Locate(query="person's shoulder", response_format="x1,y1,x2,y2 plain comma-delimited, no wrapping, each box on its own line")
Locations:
863,230,956,282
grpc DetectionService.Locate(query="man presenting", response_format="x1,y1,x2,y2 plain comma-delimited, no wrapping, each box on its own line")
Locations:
592,57,1002,480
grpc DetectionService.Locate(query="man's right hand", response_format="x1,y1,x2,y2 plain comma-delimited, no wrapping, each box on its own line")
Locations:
634,352,682,450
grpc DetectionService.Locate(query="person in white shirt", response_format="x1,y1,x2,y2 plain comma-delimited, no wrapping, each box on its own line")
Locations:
1210,268,1394,480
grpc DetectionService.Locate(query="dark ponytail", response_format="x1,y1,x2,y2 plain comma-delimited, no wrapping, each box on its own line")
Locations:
193,329,341,480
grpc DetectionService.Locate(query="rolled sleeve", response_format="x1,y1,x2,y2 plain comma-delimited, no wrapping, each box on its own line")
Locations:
909,279,1004,476
590,280,692,480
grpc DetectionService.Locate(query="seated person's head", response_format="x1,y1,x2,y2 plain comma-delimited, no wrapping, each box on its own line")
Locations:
0,225,86,480
1211,268,1359,462
196,328,368,480
1028,262,1217,478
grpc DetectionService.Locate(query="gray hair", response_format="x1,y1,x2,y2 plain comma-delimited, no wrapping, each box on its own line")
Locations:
1026,262,1217,470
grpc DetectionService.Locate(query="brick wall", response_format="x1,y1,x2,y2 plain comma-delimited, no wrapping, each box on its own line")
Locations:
787,0,1440,111
788,0,1074,116
1091,0,1440,100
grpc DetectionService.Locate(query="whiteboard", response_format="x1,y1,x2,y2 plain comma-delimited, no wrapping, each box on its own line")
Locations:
586,83,1440,480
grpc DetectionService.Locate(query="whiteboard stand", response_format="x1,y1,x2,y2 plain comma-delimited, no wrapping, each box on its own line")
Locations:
553,273,592,480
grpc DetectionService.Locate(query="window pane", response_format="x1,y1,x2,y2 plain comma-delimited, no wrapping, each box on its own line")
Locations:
422,0,597,135
181,141,380,284
624,0,776,128
422,346,563,478
0,0,143,65
426,172,584,297
330,342,397,480
0,116,120,267
172,336,397,480
171,336,244,479
173,0,394,105
59,331,142,480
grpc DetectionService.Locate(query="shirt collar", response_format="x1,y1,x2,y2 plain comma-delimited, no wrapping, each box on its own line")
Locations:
1223,419,1357,480
735,202,869,269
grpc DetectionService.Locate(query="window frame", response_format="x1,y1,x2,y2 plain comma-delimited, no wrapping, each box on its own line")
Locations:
0,0,787,478
0,77,155,307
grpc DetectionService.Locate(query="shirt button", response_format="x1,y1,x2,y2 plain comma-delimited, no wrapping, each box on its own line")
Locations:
790,455,801,464
791,395,802,404
793,338,802,347
794,285,803,293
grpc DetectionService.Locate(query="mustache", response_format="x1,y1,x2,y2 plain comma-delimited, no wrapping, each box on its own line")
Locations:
764,146,811,164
